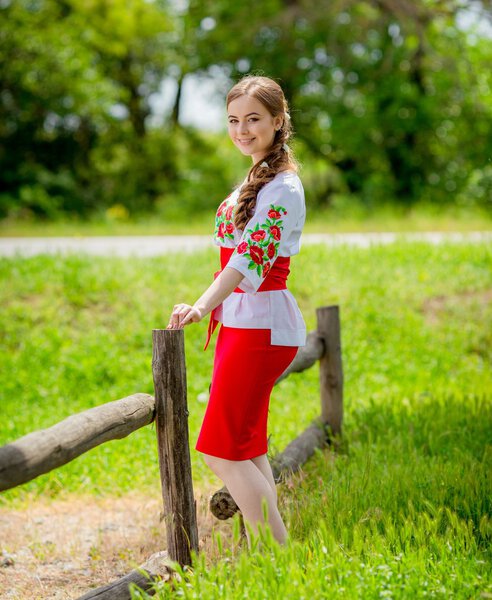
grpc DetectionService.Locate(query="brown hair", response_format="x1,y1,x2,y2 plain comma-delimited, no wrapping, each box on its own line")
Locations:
227,75,299,231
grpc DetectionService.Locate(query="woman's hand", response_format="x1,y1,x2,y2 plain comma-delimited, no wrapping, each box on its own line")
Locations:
166,303,203,329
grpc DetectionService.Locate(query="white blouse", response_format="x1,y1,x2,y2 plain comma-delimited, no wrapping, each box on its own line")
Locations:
212,170,307,347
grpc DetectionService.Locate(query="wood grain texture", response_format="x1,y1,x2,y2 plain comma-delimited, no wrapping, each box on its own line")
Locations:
316,305,344,436
152,329,198,567
76,551,174,599
0,393,155,492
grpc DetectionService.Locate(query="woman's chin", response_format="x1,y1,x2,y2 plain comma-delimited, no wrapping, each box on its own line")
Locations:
236,146,253,156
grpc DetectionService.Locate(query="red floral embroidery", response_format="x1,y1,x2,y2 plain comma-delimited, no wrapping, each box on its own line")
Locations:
270,225,281,241
250,230,266,242
214,194,236,242
232,203,287,279
249,245,264,265
237,241,248,254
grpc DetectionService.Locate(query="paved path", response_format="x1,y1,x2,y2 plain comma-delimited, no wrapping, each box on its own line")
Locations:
0,231,490,258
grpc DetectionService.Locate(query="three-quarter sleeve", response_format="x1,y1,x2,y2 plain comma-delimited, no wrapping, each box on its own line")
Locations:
226,180,304,294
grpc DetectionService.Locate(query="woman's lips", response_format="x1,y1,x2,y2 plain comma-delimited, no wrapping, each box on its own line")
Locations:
238,138,255,145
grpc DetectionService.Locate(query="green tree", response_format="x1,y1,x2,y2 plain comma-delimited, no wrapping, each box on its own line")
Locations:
182,0,492,209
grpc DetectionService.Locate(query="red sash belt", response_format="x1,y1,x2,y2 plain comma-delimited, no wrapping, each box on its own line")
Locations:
203,246,290,350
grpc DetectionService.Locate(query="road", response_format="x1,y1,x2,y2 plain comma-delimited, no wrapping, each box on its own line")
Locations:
0,231,491,258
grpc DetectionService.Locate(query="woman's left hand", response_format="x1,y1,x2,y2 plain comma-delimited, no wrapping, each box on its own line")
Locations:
166,303,203,329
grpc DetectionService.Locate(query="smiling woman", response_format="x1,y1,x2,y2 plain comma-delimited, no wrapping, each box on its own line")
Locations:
227,99,283,164
166,75,306,549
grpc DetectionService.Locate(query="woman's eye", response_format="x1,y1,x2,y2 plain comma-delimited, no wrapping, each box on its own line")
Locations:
228,118,258,124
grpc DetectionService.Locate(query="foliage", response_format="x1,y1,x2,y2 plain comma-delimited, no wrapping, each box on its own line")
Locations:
189,0,492,208
1,1,492,220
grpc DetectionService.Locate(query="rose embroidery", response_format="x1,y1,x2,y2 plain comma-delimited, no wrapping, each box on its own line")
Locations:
237,241,248,254
270,225,281,241
250,230,266,242
217,200,228,215
249,245,264,265
233,203,287,278
214,194,236,242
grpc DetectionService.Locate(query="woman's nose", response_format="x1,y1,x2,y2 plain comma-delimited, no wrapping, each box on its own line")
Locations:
238,120,249,134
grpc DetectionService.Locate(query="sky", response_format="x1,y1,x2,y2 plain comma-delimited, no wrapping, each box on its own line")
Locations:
148,70,230,133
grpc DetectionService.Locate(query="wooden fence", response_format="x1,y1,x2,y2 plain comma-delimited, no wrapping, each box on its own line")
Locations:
0,305,343,599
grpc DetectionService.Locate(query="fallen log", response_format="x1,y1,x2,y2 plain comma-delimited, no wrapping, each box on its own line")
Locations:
77,550,175,600
275,330,325,384
210,417,331,520
0,393,155,492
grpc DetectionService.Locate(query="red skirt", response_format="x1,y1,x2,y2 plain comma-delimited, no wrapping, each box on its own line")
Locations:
195,325,298,460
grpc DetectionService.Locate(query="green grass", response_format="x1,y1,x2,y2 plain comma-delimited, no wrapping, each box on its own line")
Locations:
1,242,491,598
1,202,491,236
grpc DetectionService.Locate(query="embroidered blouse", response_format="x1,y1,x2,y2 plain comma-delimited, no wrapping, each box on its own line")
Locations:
212,170,307,347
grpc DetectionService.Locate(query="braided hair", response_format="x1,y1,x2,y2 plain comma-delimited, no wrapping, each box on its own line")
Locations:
227,75,299,232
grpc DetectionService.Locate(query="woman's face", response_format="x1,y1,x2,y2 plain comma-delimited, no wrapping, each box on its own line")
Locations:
227,94,283,164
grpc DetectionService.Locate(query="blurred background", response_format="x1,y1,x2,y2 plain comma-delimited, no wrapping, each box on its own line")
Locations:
1,0,491,231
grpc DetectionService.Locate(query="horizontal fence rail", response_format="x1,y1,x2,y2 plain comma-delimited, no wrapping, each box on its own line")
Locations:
0,393,155,492
0,305,343,599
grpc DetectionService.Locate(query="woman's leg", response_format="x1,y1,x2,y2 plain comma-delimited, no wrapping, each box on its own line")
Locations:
250,453,277,503
203,454,288,546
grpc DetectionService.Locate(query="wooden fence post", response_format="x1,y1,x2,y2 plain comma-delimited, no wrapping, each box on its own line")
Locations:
152,329,198,567
316,305,344,437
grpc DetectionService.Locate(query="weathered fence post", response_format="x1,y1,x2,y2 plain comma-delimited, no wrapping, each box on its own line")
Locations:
316,305,344,436
152,329,199,567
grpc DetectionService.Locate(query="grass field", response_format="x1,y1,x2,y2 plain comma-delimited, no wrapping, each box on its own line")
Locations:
1,241,491,598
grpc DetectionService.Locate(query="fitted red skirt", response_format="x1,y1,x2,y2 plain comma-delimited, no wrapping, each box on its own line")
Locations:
195,325,298,460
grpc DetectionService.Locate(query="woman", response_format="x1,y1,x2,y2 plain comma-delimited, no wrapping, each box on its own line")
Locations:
166,75,306,546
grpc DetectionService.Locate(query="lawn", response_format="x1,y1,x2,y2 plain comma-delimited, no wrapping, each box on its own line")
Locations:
0,241,491,598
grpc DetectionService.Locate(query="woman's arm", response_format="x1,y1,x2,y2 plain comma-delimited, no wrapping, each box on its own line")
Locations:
167,266,244,329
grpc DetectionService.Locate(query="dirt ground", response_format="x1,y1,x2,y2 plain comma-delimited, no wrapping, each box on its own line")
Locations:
0,488,237,600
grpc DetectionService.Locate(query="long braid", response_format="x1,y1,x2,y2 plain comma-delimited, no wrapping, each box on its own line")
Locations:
228,78,299,232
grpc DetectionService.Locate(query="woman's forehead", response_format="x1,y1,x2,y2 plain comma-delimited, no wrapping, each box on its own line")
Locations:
227,94,266,117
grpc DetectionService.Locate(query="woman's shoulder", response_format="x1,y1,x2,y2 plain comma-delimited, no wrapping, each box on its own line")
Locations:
258,170,304,203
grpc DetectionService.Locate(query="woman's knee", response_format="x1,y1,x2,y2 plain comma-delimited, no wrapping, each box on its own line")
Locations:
202,453,232,476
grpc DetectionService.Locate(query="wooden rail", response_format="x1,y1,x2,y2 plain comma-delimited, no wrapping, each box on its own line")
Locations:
0,306,343,599
0,393,155,492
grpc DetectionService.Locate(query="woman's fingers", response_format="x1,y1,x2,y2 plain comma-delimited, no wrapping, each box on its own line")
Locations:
166,304,199,329
166,304,184,329
181,307,202,327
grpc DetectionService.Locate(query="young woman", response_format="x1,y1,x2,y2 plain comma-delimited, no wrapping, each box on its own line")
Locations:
166,75,306,546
